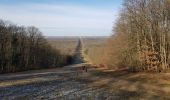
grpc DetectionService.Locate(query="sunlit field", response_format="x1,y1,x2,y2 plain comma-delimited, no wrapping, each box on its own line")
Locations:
82,37,108,65
47,37,78,55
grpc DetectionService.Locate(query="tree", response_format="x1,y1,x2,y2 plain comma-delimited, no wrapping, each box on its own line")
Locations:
0,19,71,73
106,0,170,72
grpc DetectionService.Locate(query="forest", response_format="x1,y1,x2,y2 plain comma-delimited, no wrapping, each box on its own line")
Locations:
105,0,170,72
0,20,72,73
1,0,170,99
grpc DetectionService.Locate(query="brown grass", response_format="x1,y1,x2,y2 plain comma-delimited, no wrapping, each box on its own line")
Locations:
1,63,170,99
90,68,170,99
47,37,78,55
82,37,107,65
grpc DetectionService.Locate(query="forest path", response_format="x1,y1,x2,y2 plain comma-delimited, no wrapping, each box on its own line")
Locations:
72,37,84,64
1,64,170,100
0,39,170,100
0,64,111,100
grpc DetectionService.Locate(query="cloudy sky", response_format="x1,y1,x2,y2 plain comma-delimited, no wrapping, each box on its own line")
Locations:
0,0,122,36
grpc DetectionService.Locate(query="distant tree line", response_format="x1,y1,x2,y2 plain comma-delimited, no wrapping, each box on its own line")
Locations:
0,19,72,73
105,0,170,72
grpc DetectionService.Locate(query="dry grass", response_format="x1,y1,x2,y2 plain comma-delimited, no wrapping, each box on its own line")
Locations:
82,37,108,65
2,36,168,99
91,68,170,100
47,37,78,55
47,37,107,62
1,63,170,100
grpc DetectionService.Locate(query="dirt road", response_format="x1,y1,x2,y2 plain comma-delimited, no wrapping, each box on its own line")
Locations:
1,64,170,100
0,64,113,100
1,38,170,100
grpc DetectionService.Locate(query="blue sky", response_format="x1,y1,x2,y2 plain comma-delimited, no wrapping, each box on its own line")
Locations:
0,0,122,36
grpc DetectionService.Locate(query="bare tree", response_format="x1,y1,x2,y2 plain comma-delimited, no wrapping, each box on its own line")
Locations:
106,0,170,72
0,19,71,73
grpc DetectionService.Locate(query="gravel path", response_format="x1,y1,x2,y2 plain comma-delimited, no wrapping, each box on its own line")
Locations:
1,65,170,100
0,64,117,100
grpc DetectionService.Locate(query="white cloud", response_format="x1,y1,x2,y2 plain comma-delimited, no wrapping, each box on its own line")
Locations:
0,4,119,36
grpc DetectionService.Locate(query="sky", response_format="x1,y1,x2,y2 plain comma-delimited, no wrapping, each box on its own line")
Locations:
0,0,122,36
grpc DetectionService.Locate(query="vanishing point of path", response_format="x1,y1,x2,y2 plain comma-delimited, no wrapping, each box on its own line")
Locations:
1,39,170,100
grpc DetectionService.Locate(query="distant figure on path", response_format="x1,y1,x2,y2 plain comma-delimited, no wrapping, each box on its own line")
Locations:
82,65,87,72
85,66,87,72
82,66,85,70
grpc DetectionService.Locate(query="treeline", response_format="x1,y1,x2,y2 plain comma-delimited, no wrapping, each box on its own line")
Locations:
0,20,72,73
105,0,170,72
